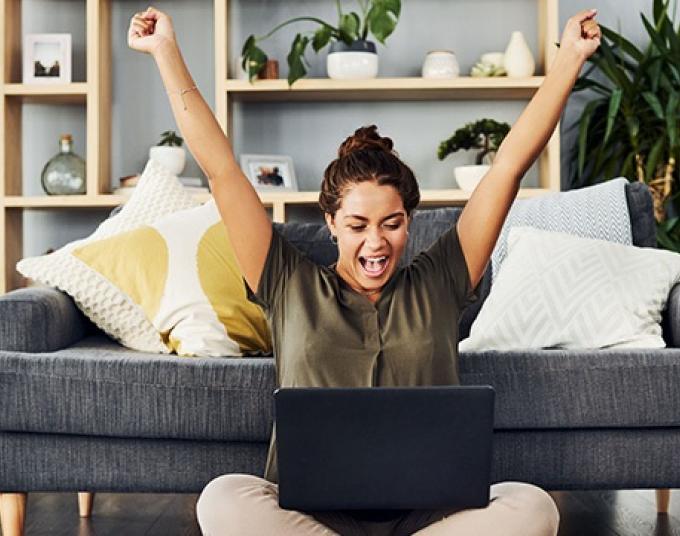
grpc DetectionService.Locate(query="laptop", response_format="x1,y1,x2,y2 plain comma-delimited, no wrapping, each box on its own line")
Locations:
274,385,495,512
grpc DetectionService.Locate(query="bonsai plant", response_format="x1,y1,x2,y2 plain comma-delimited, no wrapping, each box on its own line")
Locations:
149,130,186,176
240,0,401,86
157,130,184,147
570,0,680,250
437,119,510,190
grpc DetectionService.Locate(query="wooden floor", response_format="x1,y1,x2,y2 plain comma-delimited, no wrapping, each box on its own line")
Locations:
1,489,679,535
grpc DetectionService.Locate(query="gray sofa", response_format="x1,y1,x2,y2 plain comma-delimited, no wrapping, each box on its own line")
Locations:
1,182,679,515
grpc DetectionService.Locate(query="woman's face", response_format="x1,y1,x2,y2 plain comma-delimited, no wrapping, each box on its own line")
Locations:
325,181,409,296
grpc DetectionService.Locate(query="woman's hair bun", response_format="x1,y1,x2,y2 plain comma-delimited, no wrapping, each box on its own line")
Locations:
337,125,394,158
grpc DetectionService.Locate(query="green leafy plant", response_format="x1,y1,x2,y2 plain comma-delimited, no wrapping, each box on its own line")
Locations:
437,119,510,165
571,0,680,249
157,130,184,147
241,0,401,86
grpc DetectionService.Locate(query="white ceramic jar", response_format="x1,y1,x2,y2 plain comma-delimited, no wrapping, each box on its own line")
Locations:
149,146,186,176
236,56,249,80
422,50,460,79
327,40,379,80
454,165,490,191
503,31,535,77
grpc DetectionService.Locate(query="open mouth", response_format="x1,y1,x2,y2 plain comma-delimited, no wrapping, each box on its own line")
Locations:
358,255,390,278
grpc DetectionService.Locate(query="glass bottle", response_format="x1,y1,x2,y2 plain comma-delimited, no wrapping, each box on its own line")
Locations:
40,134,86,195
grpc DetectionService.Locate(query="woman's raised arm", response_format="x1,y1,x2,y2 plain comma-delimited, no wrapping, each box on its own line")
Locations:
127,6,272,293
456,9,602,289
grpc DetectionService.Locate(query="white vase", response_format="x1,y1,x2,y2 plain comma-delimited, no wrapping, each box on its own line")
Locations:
454,165,490,191
503,31,535,77
149,146,186,176
327,40,379,80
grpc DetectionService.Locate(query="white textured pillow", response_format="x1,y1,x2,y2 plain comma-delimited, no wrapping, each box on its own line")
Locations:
17,159,200,353
460,227,680,351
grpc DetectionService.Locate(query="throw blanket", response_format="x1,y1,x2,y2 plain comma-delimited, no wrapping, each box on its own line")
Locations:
491,178,632,282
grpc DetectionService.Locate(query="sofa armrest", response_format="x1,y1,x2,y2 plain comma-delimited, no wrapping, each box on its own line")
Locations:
0,287,90,352
663,283,680,347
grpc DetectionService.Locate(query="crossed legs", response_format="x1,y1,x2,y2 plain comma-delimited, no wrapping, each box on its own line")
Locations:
195,474,560,536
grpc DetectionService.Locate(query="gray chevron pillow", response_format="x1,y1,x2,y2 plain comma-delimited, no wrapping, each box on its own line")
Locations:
460,227,680,351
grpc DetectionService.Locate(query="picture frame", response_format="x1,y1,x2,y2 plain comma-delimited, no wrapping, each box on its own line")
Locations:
23,33,72,84
240,154,298,192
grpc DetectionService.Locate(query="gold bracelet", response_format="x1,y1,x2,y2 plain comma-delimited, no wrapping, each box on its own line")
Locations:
167,85,197,111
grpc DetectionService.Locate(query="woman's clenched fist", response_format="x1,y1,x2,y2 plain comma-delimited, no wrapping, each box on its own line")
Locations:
127,6,175,56
560,9,602,63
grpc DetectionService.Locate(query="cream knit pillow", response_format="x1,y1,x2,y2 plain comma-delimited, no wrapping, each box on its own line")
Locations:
17,159,272,356
18,159,197,352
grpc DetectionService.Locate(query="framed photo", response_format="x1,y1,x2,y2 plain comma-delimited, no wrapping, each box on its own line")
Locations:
240,154,298,192
23,34,72,84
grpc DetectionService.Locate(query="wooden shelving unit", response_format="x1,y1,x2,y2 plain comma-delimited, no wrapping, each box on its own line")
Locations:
1,0,111,292
0,0,560,293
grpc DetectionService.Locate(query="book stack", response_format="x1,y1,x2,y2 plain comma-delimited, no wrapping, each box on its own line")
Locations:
114,175,210,196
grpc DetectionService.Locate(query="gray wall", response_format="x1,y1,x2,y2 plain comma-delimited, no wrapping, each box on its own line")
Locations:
21,0,652,257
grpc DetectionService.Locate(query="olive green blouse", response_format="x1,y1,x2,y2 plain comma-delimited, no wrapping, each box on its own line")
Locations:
247,222,477,484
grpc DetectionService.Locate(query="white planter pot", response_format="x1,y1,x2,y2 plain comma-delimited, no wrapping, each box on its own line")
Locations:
454,165,490,191
503,31,535,77
327,40,378,80
236,55,249,80
149,146,186,176
422,50,460,79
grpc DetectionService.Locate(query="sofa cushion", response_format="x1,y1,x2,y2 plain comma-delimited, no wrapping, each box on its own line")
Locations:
626,181,656,248
0,287,91,352
491,178,634,282
461,227,680,351
461,348,680,430
71,199,272,357
5,428,680,492
18,162,271,358
2,336,680,442
17,159,200,353
0,335,274,442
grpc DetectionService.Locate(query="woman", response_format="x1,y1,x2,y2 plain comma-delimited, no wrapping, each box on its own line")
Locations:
128,7,601,535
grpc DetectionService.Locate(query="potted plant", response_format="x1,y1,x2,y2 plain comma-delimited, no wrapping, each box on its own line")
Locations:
437,119,510,191
240,0,401,86
571,0,680,250
149,130,186,176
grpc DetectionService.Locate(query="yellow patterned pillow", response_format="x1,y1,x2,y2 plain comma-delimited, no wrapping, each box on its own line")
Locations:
17,159,271,357
71,199,272,356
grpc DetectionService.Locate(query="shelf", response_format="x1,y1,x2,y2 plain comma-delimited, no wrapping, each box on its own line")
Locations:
254,188,553,205
420,188,552,204
4,193,211,208
3,83,89,104
4,195,123,208
224,76,545,102
3,188,552,209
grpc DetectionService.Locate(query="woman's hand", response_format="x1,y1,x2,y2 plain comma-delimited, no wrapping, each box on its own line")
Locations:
559,9,602,63
127,6,176,57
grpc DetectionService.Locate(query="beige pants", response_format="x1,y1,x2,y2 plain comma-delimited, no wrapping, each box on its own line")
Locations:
196,474,559,536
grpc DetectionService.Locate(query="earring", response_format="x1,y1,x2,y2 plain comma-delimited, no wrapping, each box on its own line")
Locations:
330,234,338,245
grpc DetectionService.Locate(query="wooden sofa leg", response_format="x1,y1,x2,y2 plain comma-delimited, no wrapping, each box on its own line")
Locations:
0,492,27,536
656,488,671,514
78,492,94,517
